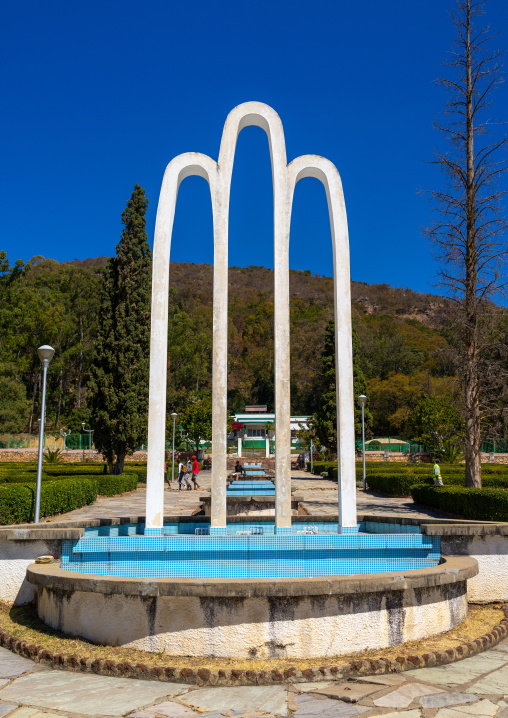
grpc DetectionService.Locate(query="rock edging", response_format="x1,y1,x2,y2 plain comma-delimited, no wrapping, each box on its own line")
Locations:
0,605,507,687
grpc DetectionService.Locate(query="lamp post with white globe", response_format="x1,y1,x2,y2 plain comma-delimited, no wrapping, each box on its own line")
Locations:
35,345,55,523
358,395,367,491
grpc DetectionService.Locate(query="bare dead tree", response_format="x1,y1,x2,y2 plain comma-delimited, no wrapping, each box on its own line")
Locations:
423,0,508,487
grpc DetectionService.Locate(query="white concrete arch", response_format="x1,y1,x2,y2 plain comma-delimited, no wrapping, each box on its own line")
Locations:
146,105,356,534
288,155,356,529
216,101,293,530
146,152,222,531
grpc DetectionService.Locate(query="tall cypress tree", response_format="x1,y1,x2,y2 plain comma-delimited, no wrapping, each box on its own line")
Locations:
88,185,151,474
313,319,372,452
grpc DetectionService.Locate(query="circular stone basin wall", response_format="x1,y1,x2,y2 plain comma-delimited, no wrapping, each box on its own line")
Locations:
27,557,477,660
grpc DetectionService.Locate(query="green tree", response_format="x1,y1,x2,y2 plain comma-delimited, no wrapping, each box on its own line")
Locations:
180,398,213,452
0,363,30,433
166,302,212,411
179,398,232,452
313,319,372,451
409,395,464,457
88,185,152,474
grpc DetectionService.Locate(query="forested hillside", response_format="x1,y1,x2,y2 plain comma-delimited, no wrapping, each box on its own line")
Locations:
1,251,506,443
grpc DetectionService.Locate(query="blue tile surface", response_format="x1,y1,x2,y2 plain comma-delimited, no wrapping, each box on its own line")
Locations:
63,520,441,578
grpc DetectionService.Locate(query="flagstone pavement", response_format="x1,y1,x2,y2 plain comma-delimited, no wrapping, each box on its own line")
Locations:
22,469,464,716
47,470,447,523
0,639,508,717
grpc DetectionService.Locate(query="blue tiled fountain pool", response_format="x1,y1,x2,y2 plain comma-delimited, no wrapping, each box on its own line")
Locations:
61,519,440,579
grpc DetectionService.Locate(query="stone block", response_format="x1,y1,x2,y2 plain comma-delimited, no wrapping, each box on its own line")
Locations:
373,682,444,709
0,648,38,680
184,686,287,716
144,701,197,717
420,693,479,708
0,670,188,716
293,694,370,716
435,699,501,716
308,682,383,702
469,664,508,694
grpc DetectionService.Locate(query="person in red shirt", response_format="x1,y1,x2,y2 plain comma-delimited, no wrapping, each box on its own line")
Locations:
191,455,200,490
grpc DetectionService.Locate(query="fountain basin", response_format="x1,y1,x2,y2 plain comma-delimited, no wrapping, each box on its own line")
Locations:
27,555,476,659
60,520,440,579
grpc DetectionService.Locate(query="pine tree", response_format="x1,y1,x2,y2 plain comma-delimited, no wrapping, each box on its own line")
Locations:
313,319,372,452
88,185,152,474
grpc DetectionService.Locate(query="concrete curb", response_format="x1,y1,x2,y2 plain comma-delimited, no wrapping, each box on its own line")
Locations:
0,604,506,687
26,555,478,598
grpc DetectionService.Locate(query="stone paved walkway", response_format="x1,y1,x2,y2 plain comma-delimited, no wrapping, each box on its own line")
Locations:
49,471,445,523
1,640,508,716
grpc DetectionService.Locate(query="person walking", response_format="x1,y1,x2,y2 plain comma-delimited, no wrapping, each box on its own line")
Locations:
191,455,200,490
185,458,193,490
177,460,185,491
164,462,171,490
433,460,443,486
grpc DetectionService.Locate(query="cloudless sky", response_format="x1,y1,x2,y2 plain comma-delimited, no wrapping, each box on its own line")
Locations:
1,0,507,294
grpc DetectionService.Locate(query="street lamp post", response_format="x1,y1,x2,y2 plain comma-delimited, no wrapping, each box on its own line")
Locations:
60,429,71,452
358,395,367,491
310,439,314,474
35,345,55,523
171,412,178,486
81,423,94,462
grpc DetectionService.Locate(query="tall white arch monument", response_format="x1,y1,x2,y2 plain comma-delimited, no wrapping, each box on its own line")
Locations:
145,102,357,535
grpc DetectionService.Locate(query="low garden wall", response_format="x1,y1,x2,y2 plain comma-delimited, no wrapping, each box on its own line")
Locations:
0,449,149,463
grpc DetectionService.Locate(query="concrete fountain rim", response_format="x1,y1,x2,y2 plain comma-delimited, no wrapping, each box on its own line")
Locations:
26,555,478,598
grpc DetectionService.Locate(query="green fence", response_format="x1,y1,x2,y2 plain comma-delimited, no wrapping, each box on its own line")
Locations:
355,438,426,453
0,436,32,449
482,439,508,453
64,434,94,450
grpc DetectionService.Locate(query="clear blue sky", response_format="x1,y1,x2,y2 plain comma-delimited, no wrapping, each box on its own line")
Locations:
1,0,507,294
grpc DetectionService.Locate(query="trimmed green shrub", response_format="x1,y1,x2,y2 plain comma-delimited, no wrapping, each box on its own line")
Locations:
366,474,432,496
307,461,337,475
435,474,508,489
366,471,508,496
0,478,98,525
0,467,145,485
410,485,508,522
0,485,33,524
96,474,138,496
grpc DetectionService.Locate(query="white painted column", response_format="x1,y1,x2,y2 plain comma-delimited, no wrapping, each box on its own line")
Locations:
265,436,270,458
270,115,292,533
288,157,357,532
216,102,291,533
237,436,242,457
145,165,174,533
146,155,219,534
210,180,228,532
329,175,357,532
274,228,292,531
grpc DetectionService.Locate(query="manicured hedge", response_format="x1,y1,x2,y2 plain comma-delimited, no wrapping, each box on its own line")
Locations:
366,474,431,496
366,471,508,497
410,484,508,522
97,474,138,496
0,478,98,525
0,485,34,524
0,468,144,485
307,461,337,475
434,474,508,489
